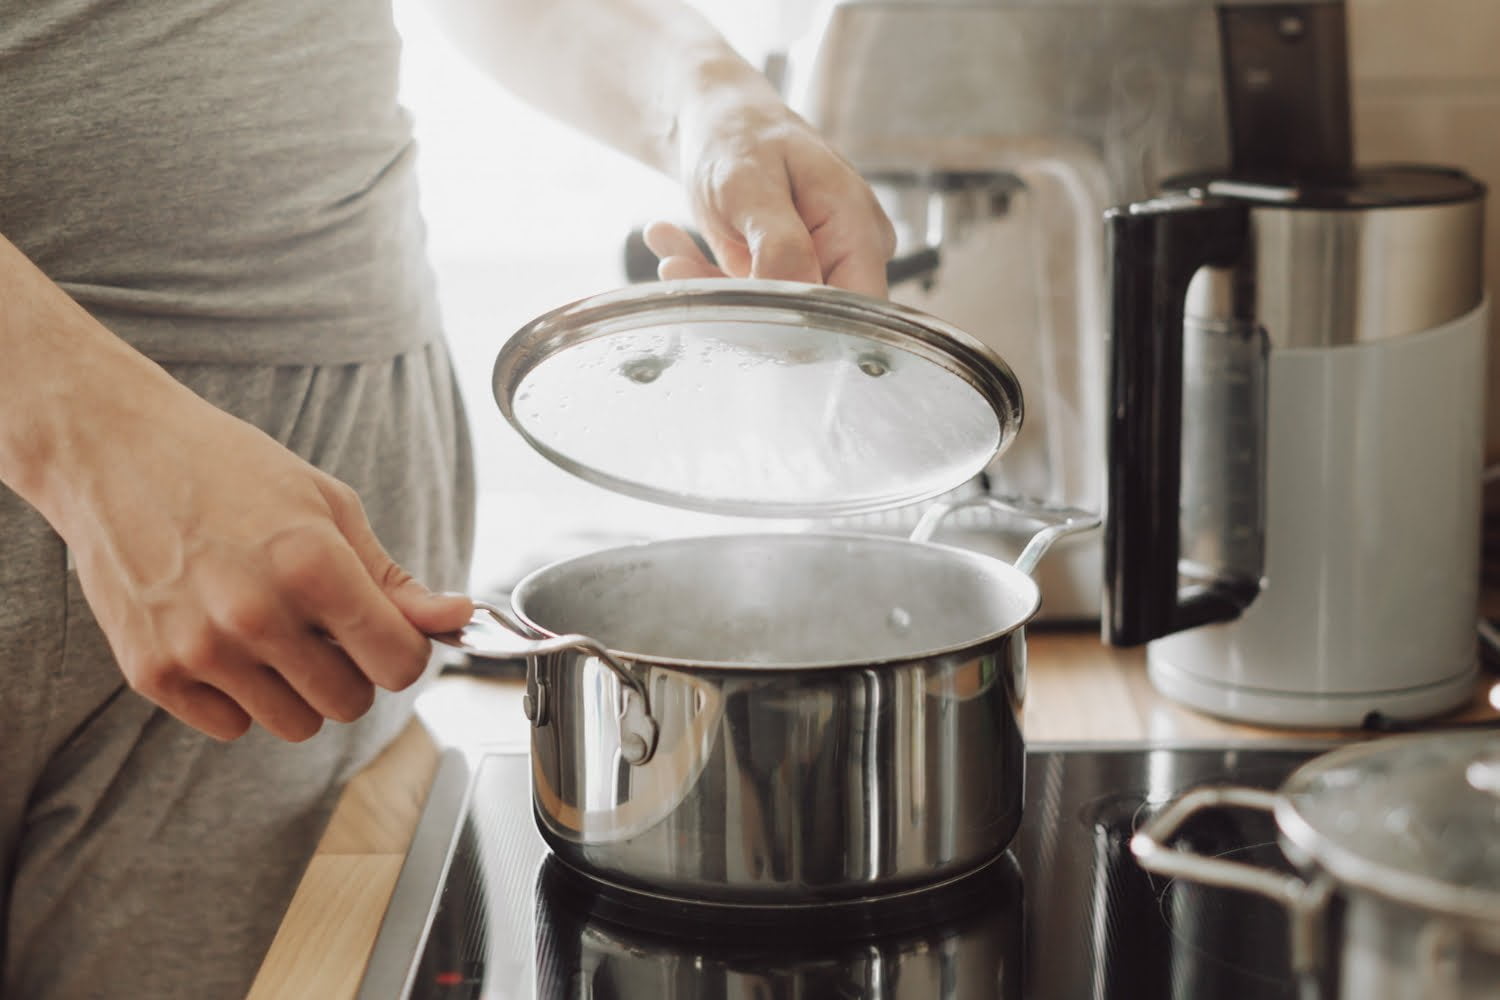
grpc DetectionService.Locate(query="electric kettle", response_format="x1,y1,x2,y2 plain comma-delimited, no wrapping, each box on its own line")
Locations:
1104,165,1488,726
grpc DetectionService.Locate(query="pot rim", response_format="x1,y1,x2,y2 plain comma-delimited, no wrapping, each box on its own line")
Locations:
507,530,1041,672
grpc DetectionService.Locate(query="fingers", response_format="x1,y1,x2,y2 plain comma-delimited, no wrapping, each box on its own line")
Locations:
265,525,433,693
690,136,895,295
746,217,822,286
233,621,377,725
206,663,326,743
133,647,322,745
642,221,724,280
714,170,823,286
154,680,253,743
793,156,897,299
118,522,418,742
319,479,472,633
821,249,889,300
302,478,465,688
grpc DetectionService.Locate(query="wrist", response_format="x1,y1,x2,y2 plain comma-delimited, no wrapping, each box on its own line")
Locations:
2,332,173,536
669,44,785,179
0,238,177,529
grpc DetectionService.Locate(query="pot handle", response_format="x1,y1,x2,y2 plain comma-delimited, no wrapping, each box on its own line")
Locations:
1131,786,1334,977
436,601,659,766
909,495,1100,577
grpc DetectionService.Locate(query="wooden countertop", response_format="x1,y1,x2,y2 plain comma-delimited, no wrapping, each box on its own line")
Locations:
246,631,1500,999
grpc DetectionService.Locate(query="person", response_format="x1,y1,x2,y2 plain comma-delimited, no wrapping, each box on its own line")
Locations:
0,0,895,997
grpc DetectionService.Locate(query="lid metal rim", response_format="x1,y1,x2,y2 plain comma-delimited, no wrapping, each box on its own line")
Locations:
492,278,1024,517
1272,735,1500,923
1275,803,1500,924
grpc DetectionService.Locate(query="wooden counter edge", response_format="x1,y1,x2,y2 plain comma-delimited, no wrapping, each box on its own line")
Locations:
247,719,443,1000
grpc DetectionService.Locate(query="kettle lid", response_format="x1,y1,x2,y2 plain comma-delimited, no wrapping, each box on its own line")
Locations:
1168,164,1486,210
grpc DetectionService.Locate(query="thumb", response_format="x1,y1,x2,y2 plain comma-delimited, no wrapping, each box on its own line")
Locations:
386,576,475,636
321,479,475,634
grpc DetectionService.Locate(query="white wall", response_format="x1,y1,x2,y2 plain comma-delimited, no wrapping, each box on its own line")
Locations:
392,0,773,593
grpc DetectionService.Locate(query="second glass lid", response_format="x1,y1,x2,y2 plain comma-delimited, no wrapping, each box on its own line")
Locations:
492,279,1025,519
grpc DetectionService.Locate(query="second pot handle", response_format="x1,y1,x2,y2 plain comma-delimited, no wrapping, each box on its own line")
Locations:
910,495,1100,577
437,601,659,765
1131,786,1334,977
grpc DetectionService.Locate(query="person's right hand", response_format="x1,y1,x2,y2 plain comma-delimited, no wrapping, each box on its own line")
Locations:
42,362,473,743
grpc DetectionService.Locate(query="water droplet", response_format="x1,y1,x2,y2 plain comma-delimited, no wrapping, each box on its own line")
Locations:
886,607,912,634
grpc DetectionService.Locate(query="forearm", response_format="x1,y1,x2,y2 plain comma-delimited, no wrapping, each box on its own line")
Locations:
0,232,178,527
427,0,779,176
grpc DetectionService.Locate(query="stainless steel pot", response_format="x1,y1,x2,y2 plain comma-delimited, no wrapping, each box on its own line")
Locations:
1132,732,1500,1000
450,497,1096,904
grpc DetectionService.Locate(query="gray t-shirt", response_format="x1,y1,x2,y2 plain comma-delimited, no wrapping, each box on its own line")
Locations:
0,0,441,364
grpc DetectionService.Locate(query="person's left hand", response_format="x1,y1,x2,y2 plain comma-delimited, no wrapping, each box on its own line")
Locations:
643,73,896,298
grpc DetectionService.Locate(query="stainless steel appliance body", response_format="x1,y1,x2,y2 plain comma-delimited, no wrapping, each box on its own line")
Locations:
778,0,1347,620
451,505,1095,904
1105,167,1489,726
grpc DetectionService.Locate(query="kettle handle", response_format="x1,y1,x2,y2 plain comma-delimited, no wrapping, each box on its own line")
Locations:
1103,194,1256,645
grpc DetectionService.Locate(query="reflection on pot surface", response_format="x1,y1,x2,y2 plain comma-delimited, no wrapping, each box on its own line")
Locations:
534,852,1024,1000
530,638,1026,903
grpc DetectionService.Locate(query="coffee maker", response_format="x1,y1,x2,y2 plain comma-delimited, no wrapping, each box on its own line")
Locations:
1104,10,1489,725
776,0,1320,621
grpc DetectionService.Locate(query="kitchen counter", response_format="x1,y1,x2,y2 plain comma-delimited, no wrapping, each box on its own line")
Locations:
245,630,1500,1000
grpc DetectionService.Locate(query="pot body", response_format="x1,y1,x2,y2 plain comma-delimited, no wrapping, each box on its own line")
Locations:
1330,887,1500,1000
512,532,1036,903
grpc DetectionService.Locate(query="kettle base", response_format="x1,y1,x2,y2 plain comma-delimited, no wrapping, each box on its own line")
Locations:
1146,656,1479,729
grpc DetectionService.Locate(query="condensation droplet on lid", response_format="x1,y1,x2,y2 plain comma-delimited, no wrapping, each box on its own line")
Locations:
886,607,912,633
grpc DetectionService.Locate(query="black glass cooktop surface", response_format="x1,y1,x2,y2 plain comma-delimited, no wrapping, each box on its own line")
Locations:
358,743,1333,1000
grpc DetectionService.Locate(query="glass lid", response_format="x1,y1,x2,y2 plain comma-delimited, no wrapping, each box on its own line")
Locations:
1276,732,1500,919
492,279,1024,518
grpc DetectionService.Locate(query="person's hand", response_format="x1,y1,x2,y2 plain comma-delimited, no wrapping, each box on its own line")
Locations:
643,71,896,298
43,361,473,743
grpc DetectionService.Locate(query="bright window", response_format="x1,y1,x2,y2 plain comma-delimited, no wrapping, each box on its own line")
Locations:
392,1,789,592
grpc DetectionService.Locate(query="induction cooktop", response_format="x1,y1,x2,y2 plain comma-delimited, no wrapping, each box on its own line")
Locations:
356,742,1338,1000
